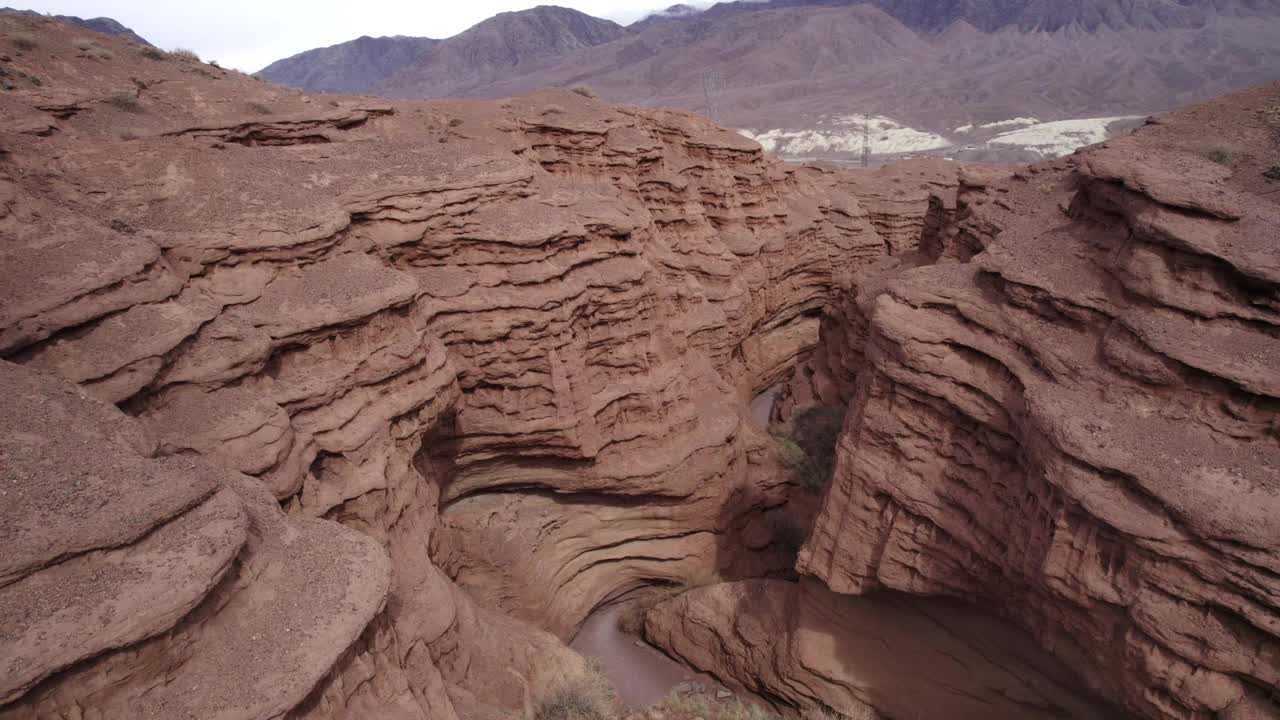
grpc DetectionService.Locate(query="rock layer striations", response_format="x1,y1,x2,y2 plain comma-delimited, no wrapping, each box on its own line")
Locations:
765,85,1280,720
0,18,914,720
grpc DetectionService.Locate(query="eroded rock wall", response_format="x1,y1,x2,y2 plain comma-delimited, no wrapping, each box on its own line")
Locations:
794,86,1280,720
0,19,925,720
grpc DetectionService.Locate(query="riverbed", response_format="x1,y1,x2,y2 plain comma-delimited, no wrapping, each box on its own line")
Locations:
569,601,712,707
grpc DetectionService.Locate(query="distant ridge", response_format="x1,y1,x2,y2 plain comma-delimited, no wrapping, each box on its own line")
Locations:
257,36,438,95
0,7,152,45
259,5,628,96
257,0,1280,150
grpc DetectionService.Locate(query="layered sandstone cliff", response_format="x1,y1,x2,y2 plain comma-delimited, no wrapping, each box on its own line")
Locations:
2,15,1276,720
649,85,1280,720
0,17,923,720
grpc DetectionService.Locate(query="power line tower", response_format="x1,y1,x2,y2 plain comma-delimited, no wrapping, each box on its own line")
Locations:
860,114,871,168
702,71,719,122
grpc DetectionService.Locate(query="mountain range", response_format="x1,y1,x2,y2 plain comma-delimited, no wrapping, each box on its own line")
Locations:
0,7,152,45
257,0,1280,157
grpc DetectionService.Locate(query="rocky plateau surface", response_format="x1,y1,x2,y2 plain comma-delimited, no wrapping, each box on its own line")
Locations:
1,13,1277,720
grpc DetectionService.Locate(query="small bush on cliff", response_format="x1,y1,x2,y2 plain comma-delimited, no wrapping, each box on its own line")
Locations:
105,93,143,113
169,47,200,62
1202,145,1234,166
9,32,36,51
139,45,166,61
1261,102,1280,132
536,660,618,720
770,406,846,490
571,85,598,98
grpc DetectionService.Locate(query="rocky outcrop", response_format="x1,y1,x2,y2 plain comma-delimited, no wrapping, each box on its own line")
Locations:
0,20,919,720
645,579,1125,720
777,85,1280,720
0,360,391,719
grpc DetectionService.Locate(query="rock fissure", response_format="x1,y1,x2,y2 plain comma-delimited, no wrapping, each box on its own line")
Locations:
1,21,1277,720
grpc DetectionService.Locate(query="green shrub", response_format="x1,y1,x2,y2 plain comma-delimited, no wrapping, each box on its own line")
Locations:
770,406,846,489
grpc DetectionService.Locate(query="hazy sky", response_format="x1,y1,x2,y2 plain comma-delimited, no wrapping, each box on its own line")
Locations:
16,1,715,72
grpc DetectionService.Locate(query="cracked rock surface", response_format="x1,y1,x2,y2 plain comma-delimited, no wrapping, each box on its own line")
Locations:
2,16,1275,720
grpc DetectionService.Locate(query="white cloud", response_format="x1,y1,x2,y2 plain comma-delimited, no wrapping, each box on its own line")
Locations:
16,0,721,72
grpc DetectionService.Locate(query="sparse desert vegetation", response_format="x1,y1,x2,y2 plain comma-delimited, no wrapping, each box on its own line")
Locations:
105,93,143,113
169,47,200,62
247,101,272,115
9,31,37,51
770,406,846,489
1202,145,1235,166
139,45,166,60
571,85,598,98
534,661,618,720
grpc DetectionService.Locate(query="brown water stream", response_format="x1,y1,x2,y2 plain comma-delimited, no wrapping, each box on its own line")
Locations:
568,601,717,707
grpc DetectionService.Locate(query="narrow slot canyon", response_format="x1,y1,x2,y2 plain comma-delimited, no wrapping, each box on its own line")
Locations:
1,23,1277,720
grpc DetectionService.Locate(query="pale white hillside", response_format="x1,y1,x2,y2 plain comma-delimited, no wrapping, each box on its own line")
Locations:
742,116,950,156
989,116,1143,157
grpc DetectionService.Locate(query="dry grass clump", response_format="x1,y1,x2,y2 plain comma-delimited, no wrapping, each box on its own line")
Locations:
1201,145,1235,166
9,32,36,51
74,39,115,61
247,101,272,115
570,85,598,98
139,45,166,61
105,93,143,113
770,406,846,490
641,691,778,720
542,104,566,116
802,703,881,720
1261,101,1280,129
534,660,619,720
169,47,200,62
